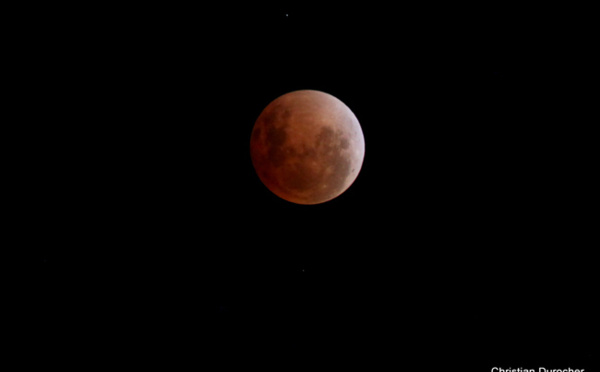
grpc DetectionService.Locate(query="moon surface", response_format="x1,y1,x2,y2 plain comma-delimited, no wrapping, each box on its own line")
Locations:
250,90,365,205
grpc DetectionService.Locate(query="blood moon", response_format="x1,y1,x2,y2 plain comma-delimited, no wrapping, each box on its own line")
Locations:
250,90,365,205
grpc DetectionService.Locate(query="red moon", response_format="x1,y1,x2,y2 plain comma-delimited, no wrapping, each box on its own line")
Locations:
250,90,365,205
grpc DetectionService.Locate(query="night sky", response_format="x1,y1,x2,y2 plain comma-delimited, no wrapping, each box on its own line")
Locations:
25,4,594,369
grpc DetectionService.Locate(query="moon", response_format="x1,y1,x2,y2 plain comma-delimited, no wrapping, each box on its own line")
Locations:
250,90,365,205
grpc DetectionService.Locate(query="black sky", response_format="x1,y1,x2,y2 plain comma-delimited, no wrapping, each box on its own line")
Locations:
25,4,595,369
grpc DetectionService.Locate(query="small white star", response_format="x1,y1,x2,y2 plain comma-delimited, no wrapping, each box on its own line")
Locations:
285,14,289,17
